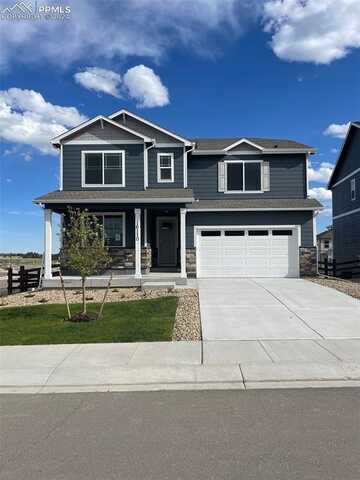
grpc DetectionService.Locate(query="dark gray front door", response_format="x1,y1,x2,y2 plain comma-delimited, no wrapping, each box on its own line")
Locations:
157,217,178,266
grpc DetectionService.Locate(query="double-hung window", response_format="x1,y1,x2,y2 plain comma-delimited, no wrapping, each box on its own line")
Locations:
351,178,356,201
226,161,262,193
96,213,126,248
157,153,174,183
82,151,125,187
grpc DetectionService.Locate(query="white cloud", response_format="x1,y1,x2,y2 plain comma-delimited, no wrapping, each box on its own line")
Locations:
123,65,169,108
323,122,350,139
0,88,87,154
21,152,32,162
331,148,339,154
74,67,122,98
75,65,170,108
308,162,334,183
309,187,332,201
0,0,254,71
263,0,360,64
319,207,332,217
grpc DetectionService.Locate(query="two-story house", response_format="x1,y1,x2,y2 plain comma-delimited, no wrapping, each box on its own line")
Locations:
328,121,360,265
34,109,322,286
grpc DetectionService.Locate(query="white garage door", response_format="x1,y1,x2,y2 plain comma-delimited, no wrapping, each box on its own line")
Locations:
197,227,299,278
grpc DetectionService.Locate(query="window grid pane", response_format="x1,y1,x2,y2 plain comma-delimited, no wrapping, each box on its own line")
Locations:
227,163,243,191
85,153,102,184
244,163,261,191
104,216,123,247
104,153,122,185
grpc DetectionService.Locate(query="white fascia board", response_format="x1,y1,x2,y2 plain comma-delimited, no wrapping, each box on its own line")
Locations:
33,197,195,205
51,115,152,144
224,138,264,152
327,122,358,189
108,108,192,146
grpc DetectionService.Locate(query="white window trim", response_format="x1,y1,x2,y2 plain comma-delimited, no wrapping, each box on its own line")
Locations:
96,212,126,248
157,153,174,183
81,150,125,188
224,160,263,194
351,178,356,201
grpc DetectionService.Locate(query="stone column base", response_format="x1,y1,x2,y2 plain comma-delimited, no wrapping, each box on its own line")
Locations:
299,247,317,276
186,248,196,278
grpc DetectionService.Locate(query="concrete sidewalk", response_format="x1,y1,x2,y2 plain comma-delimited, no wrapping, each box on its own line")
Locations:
1,340,360,393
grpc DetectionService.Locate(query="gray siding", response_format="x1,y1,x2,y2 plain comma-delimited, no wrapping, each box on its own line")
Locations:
332,127,360,182
148,147,184,188
63,144,144,191
114,114,185,144
63,121,141,143
187,153,307,199
333,212,360,263
186,211,313,248
332,170,360,217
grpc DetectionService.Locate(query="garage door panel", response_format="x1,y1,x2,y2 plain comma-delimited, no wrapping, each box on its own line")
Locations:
197,227,299,278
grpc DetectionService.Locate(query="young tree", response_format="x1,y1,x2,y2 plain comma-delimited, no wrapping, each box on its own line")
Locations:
60,208,111,320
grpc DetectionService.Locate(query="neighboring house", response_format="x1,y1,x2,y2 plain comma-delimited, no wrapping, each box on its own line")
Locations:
328,121,360,264
317,226,333,261
33,109,322,285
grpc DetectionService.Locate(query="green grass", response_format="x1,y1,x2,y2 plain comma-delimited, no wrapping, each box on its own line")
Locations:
0,297,178,345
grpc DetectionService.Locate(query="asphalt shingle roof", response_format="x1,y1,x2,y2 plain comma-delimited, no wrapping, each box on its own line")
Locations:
186,198,323,210
191,137,314,151
34,189,194,203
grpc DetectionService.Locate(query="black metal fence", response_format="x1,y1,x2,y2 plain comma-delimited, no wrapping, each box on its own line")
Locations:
7,264,60,294
318,258,360,279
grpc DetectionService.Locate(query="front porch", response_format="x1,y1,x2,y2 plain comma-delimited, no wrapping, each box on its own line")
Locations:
41,205,188,287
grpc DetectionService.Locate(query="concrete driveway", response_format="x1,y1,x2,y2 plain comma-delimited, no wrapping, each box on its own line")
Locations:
199,278,360,341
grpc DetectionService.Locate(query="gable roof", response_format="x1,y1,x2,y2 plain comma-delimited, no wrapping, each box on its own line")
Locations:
109,108,192,146
317,227,333,241
51,115,153,145
191,137,315,153
328,121,360,189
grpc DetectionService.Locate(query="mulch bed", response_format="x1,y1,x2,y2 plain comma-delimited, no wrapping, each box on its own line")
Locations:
307,276,360,300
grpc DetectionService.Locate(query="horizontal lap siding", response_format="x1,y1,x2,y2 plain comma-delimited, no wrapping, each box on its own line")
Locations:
63,144,144,191
332,170,360,217
186,211,313,248
148,147,184,188
332,128,360,182
188,154,306,199
333,212,360,263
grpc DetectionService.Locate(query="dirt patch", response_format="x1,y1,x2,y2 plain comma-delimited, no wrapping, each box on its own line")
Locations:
307,277,360,300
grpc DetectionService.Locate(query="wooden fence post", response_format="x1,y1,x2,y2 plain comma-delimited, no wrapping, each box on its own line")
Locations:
19,266,26,292
7,268,13,295
324,258,328,276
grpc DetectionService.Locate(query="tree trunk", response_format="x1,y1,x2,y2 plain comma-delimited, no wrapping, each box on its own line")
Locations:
97,274,112,320
59,271,71,320
81,276,86,314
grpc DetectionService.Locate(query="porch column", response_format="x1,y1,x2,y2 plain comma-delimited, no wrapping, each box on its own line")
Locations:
44,208,52,279
134,208,142,278
144,208,148,247
180,208,187,278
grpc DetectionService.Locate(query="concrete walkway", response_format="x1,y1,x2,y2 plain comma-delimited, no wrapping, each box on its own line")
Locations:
199,278,360,341
1,340,360,393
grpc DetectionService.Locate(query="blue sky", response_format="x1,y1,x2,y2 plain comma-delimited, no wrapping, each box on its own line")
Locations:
1,0,360,252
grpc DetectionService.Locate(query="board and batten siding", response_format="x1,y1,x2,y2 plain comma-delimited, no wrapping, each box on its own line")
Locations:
147,147,184,188
62,122,141,143
186,211,314,248
62,144,144,191
187,153,307,199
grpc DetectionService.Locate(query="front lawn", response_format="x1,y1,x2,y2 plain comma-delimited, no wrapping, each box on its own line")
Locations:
0,297,178,345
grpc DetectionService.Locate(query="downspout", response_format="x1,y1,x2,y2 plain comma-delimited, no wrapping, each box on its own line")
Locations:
184,143,196,188
144,140,155,189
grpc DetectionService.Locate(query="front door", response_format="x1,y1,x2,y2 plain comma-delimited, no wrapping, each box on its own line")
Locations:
157,217,178,266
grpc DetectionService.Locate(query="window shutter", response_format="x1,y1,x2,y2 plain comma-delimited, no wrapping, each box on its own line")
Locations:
218,161,225,192
262,161,270,191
